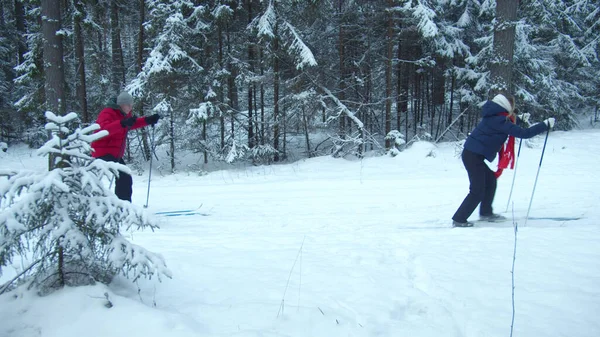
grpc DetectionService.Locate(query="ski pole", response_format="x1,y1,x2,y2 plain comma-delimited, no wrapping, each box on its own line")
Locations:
524,126,551,226
505,139,523,213
144,125,155,208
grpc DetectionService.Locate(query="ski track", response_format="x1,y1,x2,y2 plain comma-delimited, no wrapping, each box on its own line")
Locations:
1,130,599,336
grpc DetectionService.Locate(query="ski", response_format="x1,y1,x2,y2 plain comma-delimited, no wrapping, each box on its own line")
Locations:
155,205,208,217
474,216,581,226
160,211,208,217
487,216,582,222
526,216,581,221
155,209,196,215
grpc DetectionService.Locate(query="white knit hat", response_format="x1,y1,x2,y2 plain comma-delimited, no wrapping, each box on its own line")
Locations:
492,94,513,112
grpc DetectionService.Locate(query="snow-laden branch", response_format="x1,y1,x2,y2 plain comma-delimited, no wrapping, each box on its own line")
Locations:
284,22,317,69
318,86,364,129
257,3,276,38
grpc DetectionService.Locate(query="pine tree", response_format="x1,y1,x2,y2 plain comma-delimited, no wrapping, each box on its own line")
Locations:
129,0,208,172
251,0,318,160
14,2,46,131
514,0,600,128
0,8,14,140
0,112,171,295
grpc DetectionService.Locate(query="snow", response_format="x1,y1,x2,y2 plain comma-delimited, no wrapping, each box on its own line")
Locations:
412,2,439,38
1,128,600,336
257,4,276,38
284,22,318,70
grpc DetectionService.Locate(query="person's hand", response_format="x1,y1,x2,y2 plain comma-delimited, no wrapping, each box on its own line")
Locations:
544,117,555,128
120,116,137,128
518,112,531,124
145,114,161,126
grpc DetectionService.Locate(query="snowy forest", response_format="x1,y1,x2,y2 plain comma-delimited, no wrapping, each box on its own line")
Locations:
0,0,599,170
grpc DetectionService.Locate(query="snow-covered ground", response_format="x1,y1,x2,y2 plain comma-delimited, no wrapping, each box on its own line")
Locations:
1,129,599,337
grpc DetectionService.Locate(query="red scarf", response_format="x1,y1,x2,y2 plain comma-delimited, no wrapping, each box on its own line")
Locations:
495,113,516,178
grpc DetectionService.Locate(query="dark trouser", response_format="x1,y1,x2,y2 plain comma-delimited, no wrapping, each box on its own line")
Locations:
452,149,497,223
98,155,133,202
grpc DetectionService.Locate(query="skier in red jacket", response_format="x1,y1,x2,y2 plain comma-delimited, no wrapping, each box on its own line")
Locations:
92,91,160,201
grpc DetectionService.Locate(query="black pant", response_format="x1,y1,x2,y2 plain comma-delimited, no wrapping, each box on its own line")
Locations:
452,149,497,223
98,155,133,202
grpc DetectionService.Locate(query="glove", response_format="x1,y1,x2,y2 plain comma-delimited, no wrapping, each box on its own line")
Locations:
544,117,555,129
145,114,161,126
517,113,531,124
120,116,137,128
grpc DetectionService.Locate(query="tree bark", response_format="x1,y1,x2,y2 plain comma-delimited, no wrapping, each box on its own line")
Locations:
490,0,519,94
110,0,125,93
15,0,27,65
273,22,280,162
137,0,151,161
169,105,175,172
260,45,265,145
302,105,311,157
448,66,456,125
42,0,66,115
218,23,225,149
203,119,207,164
247,0,255,149
73,0,89,123
337,0,346,134
226,23,237,140
398,27,414,140
384,0,394,149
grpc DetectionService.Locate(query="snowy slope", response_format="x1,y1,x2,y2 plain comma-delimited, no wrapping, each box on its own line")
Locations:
1,129,599,337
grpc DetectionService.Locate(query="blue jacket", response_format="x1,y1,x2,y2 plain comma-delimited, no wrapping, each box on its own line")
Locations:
464,101,548,161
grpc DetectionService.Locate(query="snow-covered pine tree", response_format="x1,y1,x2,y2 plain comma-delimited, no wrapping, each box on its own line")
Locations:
128,0,208,172
251,0,318,161
0,23,13,140
13,4,46,141
0,112,171,295
514,0,599,129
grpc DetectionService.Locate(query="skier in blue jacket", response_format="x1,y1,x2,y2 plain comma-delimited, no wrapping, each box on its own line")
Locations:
452,93,555,227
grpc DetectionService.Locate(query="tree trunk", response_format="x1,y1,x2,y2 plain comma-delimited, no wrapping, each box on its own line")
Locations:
273,23,280,162
384,0,393,149
57,244,65,287
302,105,311,157
110,0,125,93
398,28,412,140
337,0,346,134
260,47,265,145
247,0,255,149
203,119,207,164
15,0,27,65
137,0,151,161
448,67,456,125
490,0,519,94
137,0,145,72
413,73,419,135
254,83,259,144
42,0,66,116
226,23,237,140
432,55,445,133
169,105,175,172
73,0,89,123
218,23,225,149
282,97,287,160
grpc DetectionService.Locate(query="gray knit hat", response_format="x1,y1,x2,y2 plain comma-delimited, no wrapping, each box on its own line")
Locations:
116,91,134,106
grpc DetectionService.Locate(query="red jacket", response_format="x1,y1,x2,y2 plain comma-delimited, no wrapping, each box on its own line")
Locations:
91,106,149,159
